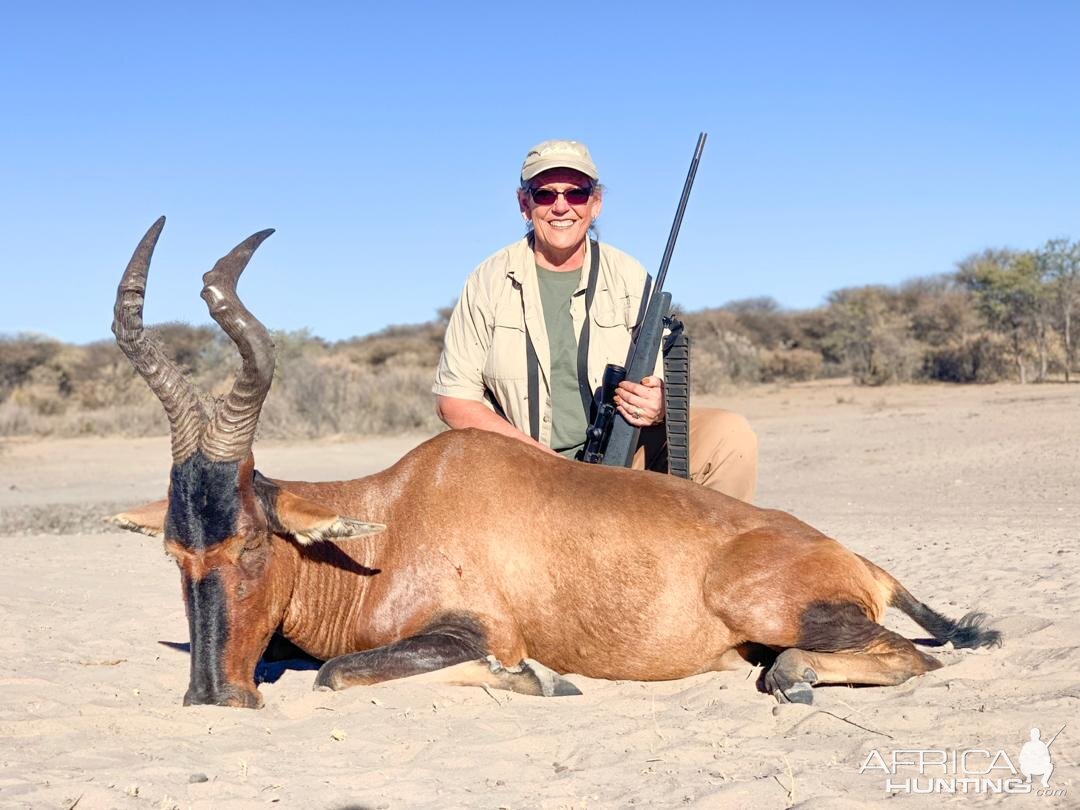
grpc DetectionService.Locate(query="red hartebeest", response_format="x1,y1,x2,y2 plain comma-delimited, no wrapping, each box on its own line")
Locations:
111,219,1001,709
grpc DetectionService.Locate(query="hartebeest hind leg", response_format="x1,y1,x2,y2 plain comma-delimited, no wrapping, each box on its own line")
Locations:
313,617,580,697
763,605,942,704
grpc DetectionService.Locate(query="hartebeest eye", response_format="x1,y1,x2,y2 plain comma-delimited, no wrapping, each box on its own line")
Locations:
235,533,270,573
240,533,264,552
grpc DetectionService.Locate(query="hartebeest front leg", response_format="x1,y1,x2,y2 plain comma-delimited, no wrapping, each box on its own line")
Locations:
311,615,580,697
314,634,580,697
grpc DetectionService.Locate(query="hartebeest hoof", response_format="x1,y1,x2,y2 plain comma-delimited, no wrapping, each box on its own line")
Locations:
773,681,815,705
184,684,264,709
491,657,582,697
313,660,353,691
764,649,818,704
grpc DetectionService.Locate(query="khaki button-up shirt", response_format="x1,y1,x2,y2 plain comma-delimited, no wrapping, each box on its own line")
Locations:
433,237,664,447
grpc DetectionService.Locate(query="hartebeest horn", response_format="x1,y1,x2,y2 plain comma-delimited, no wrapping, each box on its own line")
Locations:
198,229,276,462
113,217,208,463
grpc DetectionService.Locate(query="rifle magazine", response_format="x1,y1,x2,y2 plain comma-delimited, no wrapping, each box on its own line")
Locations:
663,331,691,479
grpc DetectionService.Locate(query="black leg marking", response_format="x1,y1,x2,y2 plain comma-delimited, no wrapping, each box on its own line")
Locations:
797,601,886,653
314,614,488,691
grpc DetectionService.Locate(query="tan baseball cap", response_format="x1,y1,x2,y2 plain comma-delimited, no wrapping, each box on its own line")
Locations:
520,139,599,184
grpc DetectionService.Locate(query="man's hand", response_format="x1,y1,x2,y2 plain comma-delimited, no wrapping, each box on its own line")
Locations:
613,376,665,428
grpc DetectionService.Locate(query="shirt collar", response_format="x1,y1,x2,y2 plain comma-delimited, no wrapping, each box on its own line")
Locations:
507,234,591,294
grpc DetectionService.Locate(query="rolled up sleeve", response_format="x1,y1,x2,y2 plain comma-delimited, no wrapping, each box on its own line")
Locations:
433,272,491,401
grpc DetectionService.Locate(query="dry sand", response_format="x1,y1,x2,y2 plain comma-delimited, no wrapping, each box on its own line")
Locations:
0,381,1076,808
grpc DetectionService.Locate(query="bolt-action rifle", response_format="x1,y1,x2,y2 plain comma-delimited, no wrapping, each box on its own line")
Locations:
580,132,706,470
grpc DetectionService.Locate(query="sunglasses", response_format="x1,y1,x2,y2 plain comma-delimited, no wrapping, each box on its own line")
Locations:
526,185,594,206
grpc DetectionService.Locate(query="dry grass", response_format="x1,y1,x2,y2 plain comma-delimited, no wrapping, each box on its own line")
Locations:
3,248,1077,439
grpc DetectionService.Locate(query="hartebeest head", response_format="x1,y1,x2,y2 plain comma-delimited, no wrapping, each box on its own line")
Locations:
111,218,382,708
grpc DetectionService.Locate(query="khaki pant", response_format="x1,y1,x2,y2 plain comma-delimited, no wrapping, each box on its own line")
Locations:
632,408,758,502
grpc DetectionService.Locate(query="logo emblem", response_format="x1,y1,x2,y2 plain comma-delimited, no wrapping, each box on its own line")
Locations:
858,724,1067,796
1019,726,1063,788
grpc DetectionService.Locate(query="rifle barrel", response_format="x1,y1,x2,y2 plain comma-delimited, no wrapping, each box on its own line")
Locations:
653,131,707,296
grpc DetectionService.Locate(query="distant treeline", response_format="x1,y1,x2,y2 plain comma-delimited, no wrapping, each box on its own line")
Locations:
2,238,1077,438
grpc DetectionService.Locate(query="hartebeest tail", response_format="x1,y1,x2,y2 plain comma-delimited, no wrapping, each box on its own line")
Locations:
890,583,1003,650
859,555,1003,649
112,219,1002,709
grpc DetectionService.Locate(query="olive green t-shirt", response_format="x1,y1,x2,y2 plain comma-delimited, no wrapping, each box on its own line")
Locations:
536,264,588,458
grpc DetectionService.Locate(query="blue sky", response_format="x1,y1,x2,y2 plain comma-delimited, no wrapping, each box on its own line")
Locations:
2,2,1078,344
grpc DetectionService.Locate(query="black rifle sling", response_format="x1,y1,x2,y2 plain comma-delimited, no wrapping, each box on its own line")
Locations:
633,275,653,337
576,240,601,415
522,239,601,442
524,310,541,442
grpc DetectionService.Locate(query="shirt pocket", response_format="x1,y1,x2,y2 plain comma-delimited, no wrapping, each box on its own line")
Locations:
589,295,636,387
593,293,636,330
484,314,528,382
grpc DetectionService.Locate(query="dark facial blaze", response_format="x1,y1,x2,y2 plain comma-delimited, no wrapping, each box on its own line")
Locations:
182,570,234,705
166,453,242,551
166,452,265,708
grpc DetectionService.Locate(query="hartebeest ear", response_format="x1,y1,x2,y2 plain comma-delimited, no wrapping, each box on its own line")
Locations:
270,488,386,545
108,499,168,537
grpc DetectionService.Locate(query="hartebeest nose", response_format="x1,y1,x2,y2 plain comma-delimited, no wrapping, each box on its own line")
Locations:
183,684,264,709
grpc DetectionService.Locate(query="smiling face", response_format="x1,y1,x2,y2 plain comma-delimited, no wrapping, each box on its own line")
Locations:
518,168,603,270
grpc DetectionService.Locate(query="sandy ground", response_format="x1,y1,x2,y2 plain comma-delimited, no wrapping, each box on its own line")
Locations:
0,381,1077,809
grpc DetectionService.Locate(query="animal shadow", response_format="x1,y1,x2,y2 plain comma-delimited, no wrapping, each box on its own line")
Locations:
158,635,322,685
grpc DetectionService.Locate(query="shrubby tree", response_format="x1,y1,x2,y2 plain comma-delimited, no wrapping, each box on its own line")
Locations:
0,333,62,399
956,249,1044,383
822,286,917,384
1039,238,1080,381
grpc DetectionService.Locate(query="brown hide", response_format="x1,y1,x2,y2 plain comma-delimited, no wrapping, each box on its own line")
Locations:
262,428,893,680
